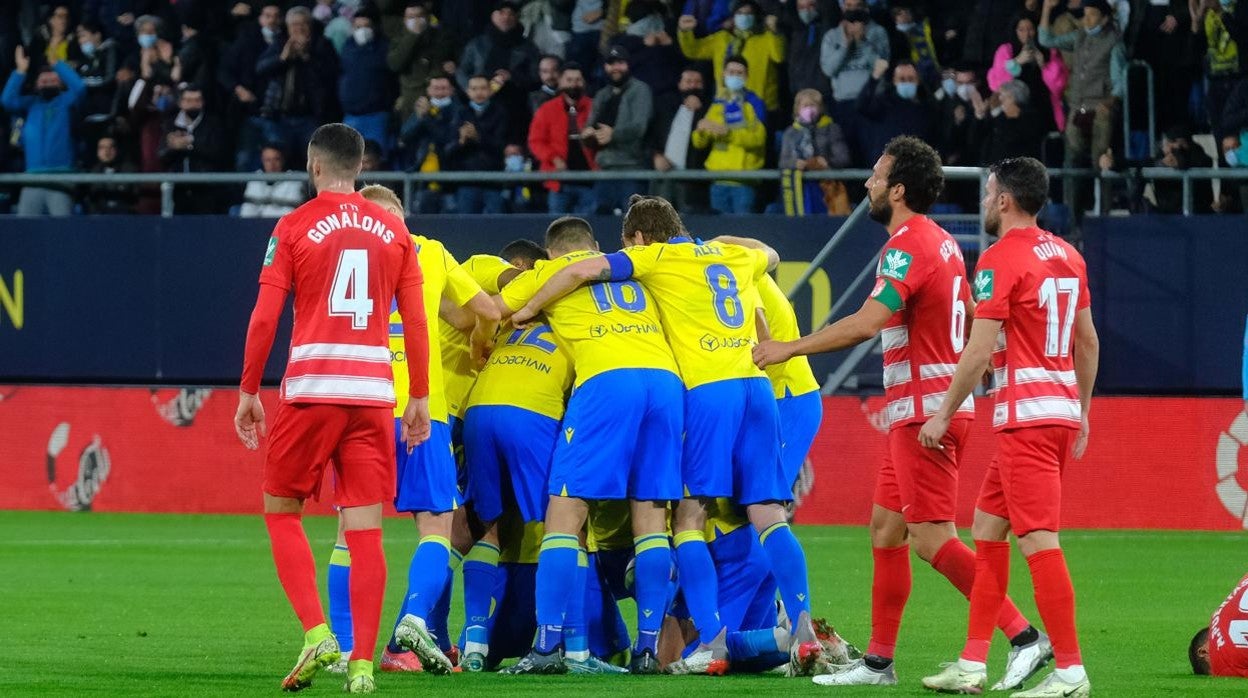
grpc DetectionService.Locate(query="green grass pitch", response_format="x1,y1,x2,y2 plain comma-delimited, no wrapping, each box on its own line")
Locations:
3,511,1246,696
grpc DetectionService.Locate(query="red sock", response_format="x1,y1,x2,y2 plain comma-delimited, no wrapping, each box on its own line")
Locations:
1027,548,1082,668
931,539,1031,640
959,540,1011,663
344,528,387,663
866,545,911,659
264,513,326,632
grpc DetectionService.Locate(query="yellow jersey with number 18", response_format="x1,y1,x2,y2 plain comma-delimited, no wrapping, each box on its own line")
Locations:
755,273,820,398
390,235,482,421
440,254,517,420
500,250,679,387
609,239,769,389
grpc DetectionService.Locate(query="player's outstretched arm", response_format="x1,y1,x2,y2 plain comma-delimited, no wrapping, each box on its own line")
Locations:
464,291,502,365
1072,307,1099,459
235,283,289,449
754,296,892,368
512,257,611,325
918,318,1001,449
710,235,781,272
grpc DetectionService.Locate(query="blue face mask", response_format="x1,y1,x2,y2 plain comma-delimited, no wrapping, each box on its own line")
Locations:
155,94,173,111
80,42,96,57
896,82,918,100
1085,23,1103,37
138,33,157,49
798,9,818,24
942,77,956,96
469,100,489,113
430,96,453,109
895,22,915,33
1221,0,1234,9
505,154,525,172
734,14,755,32
724,75,746,92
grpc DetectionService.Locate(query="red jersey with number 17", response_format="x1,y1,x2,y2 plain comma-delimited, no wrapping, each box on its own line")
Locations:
1209,573,1248,677
972,226,1089,431
260,190,423,407
869,215,975,429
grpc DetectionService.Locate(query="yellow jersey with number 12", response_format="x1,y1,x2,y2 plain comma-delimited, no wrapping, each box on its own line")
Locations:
501,251,679,387
440,254,517,420
755,273,820,398
390,235,482,421
610,239,769,389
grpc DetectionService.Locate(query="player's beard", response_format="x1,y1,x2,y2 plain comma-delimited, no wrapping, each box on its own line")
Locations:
984,207,1001,237
867,192,891,225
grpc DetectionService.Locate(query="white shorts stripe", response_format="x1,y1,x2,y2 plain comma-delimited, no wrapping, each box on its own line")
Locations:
883,360,912,389
919,363,958,380
284,375,396,402
1013,367,1078,386
1013,397,1082,422
290,343,391,363
881,326,909,351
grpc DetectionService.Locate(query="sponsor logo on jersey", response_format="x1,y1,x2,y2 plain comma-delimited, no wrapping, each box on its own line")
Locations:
263,236,278,267
880,249,912,281
974,269,994,301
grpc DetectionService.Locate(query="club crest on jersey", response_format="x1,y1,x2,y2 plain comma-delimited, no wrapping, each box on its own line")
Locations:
879,249,912,281
262,236,278,266
974,269,994,301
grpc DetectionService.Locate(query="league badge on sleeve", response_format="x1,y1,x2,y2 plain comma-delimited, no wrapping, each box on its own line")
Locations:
879,249,912,281
263,237,278,267
973,269,994,302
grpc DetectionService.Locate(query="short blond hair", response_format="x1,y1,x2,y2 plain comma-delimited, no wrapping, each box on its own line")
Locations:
793,88,823,114
358,184,404,216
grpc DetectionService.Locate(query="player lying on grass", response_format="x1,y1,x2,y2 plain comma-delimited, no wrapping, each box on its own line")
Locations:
1190,572,1248,679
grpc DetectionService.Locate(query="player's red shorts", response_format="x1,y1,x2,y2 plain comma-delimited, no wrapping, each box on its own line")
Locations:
873,419,971,524
975,426,1076,537
263,401,395,507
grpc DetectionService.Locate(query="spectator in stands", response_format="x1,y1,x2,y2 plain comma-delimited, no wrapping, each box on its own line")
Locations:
821,0,890,164
1193,0,1248,141
610,1,683,103
1132,0,1197,134
682,0,733,36
529,62,599,215
501,142,537,211
362,139,387,172
856,58,936,164
1214,129,1248,212
1040,0,1126,212
173,15,215,92
694,54,766,213
678,1,786,120
1099,124,1213,214
314,0,355,53
389,1,457,120
936,64,982,166
159,84,227,213
650,67,710,213
445,74,509,213
569,0,605,79
988,13,1067,134
256,6,341,169
2,48,85,216
219,1,282,171
783,0,835,104
529,54,563,115
457,1,541,142
32,5,75,67
779,88,852,215
1046,0,1084,67
84,135,137,215
585,45,653,212
972,78,1045,163
76,19,120,157
339,7,395,154
239,144,305,217
399,74,461,213
126,60,175,214
889,4,942,91
131,15,174,86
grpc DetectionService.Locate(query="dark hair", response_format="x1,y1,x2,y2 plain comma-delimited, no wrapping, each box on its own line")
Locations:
499,239,548,265
428,73,452,83
539,53,563,68
308,123,364,175
882,136,944,214
622,195,682,243
79,18,105,35
560,61,584,75
179,83,203,97
725,55,749,73
545,216,596,251
990,156,1048,215
1189,627,1211,675
467,73,491,85
261,142,286,156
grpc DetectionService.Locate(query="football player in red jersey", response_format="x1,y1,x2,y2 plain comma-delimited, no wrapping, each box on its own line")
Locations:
1191,573,1248,679
754,137,1043,689
920,156,1099,698
233,123,432,694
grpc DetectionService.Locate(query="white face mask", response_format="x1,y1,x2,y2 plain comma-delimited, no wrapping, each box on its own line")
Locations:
353,27,374,46
956,84,977,102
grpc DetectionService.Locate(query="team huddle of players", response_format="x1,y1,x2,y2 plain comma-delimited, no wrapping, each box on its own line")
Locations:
236,124,1103,697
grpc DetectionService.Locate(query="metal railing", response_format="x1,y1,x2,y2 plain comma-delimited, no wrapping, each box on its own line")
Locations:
1,166,1245,217
1123,60,1158,160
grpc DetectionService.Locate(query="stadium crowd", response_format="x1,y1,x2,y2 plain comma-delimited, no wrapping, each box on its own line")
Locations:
3,0,1248,216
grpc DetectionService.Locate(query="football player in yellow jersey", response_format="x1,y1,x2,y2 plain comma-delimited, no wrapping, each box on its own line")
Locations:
495,217,684,675
509,196,823,677
350,186,501,675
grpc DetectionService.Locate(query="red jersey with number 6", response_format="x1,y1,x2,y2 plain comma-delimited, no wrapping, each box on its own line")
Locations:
869,215,975,429
1210,573,1248,677
972,226,1089,431
260,190,423,407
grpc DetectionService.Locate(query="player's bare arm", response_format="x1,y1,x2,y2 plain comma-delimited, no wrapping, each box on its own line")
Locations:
465,291,502,365
395,280,431,452
439,296,476,332
512,257,612,325
710,235,781,271
1072,307,1100,459
754,296,893,369
234,282,289,449
918,317,1002,449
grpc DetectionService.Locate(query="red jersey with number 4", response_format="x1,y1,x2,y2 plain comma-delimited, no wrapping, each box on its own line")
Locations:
260,190,422,407
1210,573,1248,677
869,215,975,429
973,226,1089,431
